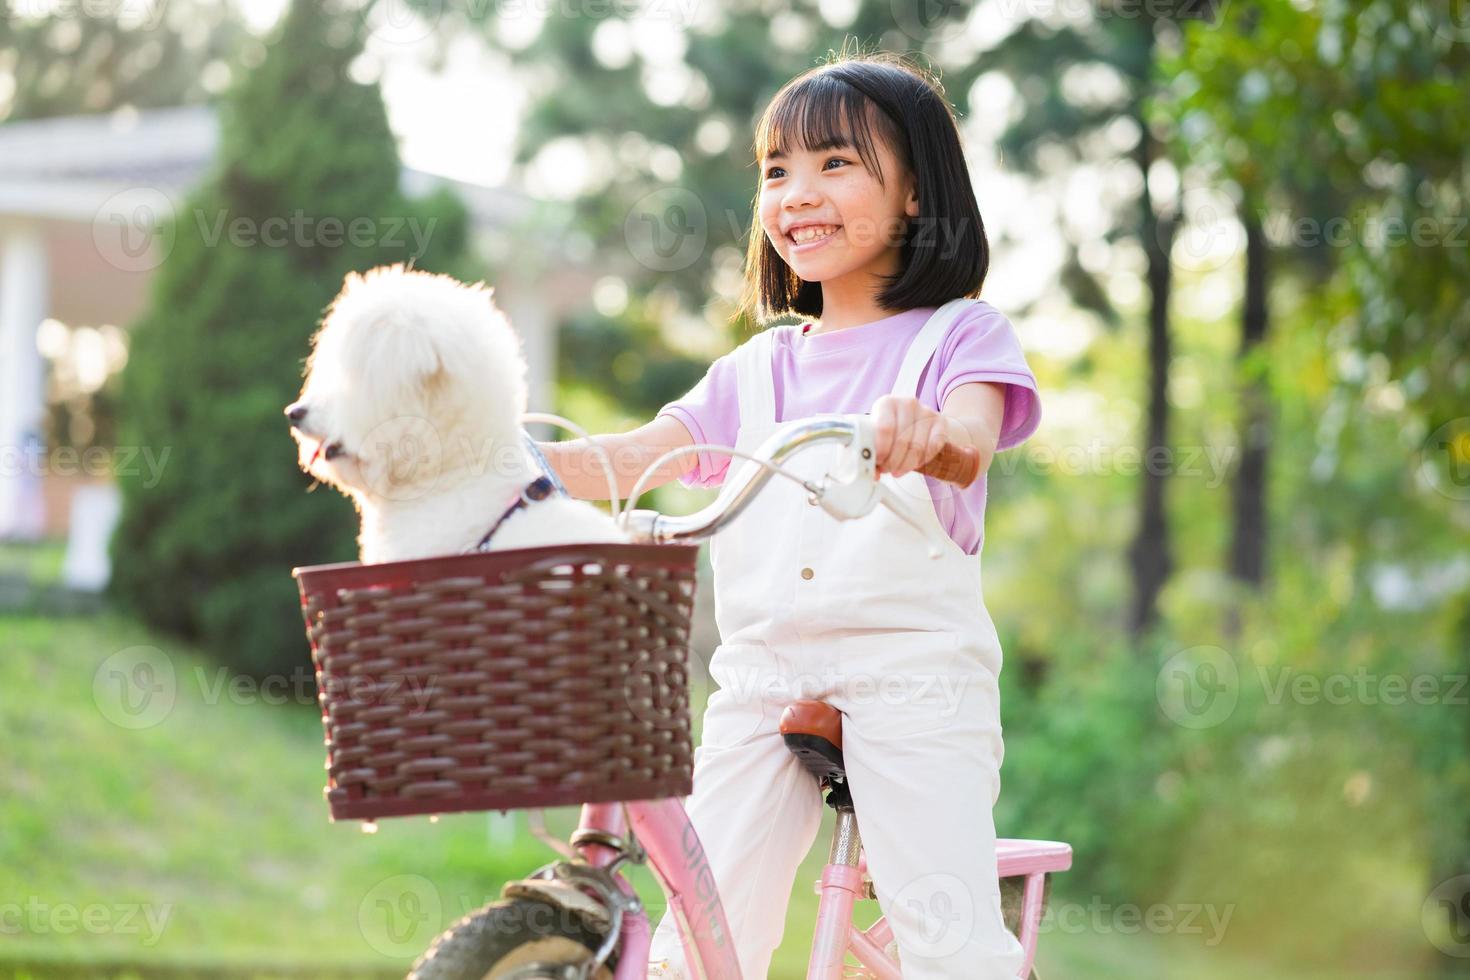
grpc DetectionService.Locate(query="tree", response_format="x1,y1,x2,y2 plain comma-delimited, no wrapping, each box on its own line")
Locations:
0,1,252,123
977,5,1215,635
109,0,474,676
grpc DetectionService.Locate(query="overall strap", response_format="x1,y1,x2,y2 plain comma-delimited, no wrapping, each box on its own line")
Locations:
889,298,976,400
734,328,778,429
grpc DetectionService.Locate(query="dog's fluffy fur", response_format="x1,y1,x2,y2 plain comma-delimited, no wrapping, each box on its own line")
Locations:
288,263,627,563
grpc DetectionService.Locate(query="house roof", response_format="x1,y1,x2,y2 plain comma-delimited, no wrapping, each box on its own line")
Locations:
0,103,533,225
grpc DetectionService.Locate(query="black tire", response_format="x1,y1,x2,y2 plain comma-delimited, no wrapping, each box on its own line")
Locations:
408,896,617,980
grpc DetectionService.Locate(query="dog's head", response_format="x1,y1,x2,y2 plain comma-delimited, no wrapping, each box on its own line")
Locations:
286,263,528,504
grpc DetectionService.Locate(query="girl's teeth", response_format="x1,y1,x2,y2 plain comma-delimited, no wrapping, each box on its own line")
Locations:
793,226,836,244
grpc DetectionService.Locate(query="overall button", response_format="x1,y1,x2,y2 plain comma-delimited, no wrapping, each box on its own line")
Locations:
800,567,814,580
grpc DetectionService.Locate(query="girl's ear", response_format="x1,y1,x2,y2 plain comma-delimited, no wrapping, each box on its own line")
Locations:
903,174,920,217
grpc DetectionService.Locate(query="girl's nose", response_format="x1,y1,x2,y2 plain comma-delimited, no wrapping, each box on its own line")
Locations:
782,176,822,210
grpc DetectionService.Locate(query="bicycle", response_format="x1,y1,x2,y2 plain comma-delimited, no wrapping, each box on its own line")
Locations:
293,412,1071,980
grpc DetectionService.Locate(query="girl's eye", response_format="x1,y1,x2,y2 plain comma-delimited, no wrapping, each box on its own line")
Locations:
763,157,849,180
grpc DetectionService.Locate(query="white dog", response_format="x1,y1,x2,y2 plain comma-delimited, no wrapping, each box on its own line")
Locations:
286,263,627,563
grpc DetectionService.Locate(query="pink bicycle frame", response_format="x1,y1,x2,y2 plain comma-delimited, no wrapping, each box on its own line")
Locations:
573,798,743,980
572,799,1071,980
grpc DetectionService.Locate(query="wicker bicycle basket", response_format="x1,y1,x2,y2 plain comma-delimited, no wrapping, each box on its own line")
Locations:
292,542,699,822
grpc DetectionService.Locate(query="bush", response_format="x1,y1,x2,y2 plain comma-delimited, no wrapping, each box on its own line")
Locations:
109,0,474,676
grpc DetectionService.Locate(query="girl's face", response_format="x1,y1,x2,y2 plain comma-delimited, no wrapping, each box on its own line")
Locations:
759,133,920,287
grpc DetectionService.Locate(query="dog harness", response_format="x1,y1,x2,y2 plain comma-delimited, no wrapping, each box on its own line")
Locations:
473,475,559,551
471,431,571,552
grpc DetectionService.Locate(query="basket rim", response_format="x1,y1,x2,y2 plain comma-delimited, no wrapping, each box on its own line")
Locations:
292,540,700,586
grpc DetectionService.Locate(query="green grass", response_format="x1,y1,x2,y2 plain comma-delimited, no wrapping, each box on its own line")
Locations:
0,539,66,585
1,611,552,975
1,609,1429,979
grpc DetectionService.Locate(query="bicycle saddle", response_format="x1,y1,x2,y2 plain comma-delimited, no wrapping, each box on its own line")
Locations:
779,700,846,783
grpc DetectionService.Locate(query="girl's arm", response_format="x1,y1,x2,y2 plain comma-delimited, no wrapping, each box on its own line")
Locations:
938,381,1008,476
535,415,698,501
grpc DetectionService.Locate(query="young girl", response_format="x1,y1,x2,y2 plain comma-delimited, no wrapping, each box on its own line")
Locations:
539,51,1041,980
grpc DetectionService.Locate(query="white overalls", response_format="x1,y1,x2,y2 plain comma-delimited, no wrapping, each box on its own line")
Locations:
648,300,1026,979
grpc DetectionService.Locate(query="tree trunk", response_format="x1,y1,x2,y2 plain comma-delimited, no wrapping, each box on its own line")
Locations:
1228,211,1270,589
1127,118,1176,637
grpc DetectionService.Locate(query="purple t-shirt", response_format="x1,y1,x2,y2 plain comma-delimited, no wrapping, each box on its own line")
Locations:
656,301,1042,556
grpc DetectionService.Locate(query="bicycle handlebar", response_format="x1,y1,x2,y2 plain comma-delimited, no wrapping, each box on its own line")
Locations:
618,413,979,558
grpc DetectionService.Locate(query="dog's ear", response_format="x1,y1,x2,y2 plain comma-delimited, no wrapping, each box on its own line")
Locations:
402,331,444,382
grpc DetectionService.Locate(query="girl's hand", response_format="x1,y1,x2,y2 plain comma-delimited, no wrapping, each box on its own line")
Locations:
871,395,950,477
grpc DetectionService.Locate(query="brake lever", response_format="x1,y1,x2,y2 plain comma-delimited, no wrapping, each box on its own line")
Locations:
805,416,947,559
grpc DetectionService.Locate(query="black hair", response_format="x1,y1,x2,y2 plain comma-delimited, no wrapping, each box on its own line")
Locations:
740,48,989,324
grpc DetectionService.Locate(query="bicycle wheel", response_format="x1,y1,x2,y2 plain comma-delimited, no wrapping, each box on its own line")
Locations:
408,896,616,980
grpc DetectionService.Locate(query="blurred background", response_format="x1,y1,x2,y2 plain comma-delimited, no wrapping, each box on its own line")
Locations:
1,0,1468,976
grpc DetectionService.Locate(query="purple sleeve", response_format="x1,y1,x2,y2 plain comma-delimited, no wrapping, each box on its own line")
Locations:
656,351,741,488
934,303,1042,451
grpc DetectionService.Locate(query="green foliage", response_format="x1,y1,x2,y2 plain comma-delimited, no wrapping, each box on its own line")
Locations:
1166,0,1470,422
0,1,253,123
107,0,473,676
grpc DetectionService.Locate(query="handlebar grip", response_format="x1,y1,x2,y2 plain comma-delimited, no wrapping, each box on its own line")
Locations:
916,443,981,487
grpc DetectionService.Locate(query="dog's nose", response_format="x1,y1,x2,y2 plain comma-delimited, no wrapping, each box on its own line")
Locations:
285,402,308,423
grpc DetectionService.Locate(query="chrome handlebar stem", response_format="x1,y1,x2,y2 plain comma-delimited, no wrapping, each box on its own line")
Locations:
622,413,950,559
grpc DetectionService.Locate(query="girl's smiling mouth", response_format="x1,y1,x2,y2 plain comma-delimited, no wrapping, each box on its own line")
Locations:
788,223,843,252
